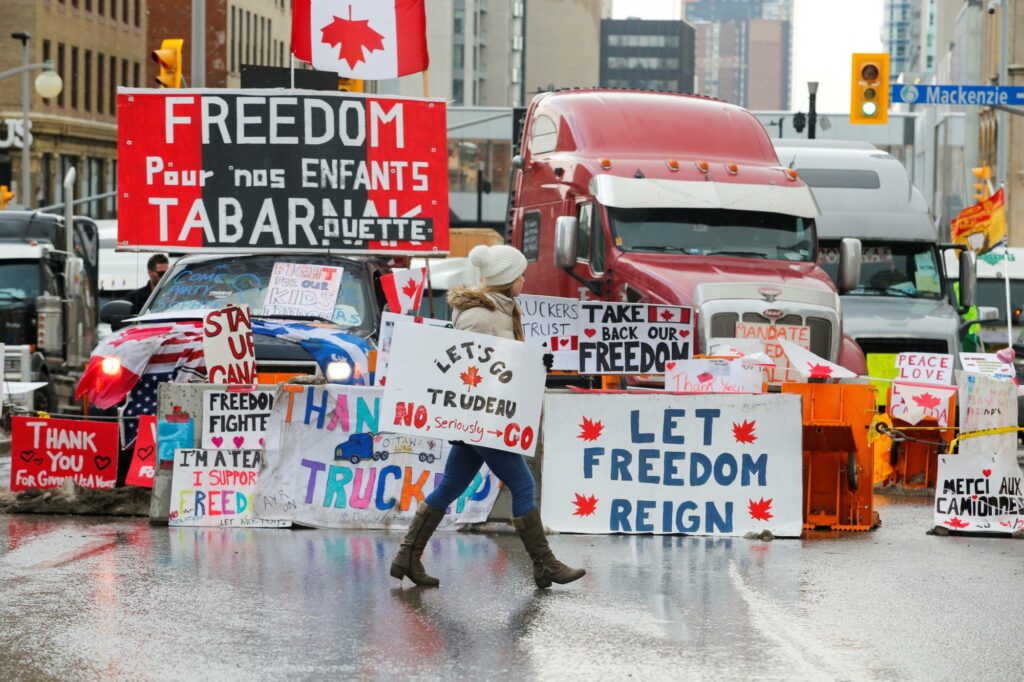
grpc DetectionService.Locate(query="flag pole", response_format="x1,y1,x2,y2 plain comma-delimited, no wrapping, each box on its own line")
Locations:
1004,235,1012,349
425,258,436,318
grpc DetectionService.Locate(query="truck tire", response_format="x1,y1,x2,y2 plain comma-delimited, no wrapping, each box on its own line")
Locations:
35,376,58,414
847,451,859,492
349,455,361,465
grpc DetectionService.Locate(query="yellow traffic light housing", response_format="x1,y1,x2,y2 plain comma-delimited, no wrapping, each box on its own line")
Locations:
0,185,13,209
850,53,889,125
972,164,992,203
152,38,184,88
338,78,364,93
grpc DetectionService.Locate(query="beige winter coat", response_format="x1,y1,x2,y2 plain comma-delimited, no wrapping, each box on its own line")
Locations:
448,287,519,340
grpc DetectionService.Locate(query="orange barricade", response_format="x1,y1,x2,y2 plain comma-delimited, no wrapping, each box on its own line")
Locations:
876,386,956,490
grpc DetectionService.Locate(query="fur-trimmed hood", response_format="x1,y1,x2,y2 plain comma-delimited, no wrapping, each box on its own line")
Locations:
447,286,518,340
447,286,515,315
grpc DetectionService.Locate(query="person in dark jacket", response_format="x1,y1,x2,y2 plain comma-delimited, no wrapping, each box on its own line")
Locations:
126,254,169,313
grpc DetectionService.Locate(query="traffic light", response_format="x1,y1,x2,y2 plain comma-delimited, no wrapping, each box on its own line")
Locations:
152,38,184,88
338,78,364,93
850,53,889,125
0,185,13,209
972,164,992,203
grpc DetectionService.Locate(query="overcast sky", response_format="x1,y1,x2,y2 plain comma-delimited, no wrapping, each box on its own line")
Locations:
611,0,884,112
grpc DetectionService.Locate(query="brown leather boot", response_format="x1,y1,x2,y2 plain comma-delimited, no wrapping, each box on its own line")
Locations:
513,509,586,588
390,503,445,587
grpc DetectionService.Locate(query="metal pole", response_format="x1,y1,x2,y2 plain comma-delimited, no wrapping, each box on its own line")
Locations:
18,35,31,207
997,0,1009,202
191,0,206,87
807,82,818,140
63,166,75,252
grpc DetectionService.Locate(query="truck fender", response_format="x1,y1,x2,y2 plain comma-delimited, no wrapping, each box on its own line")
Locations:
838,335,867,376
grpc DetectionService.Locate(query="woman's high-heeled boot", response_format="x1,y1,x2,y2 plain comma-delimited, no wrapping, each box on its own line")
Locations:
390,503,445,587
513,509,586,588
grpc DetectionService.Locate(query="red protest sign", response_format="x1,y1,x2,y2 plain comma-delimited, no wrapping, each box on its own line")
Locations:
126,415,157,488
10,417,119,491
203,304,258,385
116,89,449,255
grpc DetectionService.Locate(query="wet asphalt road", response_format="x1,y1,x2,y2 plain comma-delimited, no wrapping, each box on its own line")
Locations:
1,496,1023,681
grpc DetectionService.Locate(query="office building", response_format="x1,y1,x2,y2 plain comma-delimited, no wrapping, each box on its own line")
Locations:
600,19,696,93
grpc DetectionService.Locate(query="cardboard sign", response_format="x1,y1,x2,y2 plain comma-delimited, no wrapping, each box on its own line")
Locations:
958,372,1017,457
894,352,953,385
253,385,500,528
519,294,581,371
539,393,803,537
374,311,452,386
664,359,764,394
201,389,275,449
934,452,1024,533
126,415,157,488
578,302,693,374
10,417,119,491
262,262,343,320
380,325,546,456
735,322,810,382
203,304,257,384
116,90,449,255
959,353,1016,380
170,448,288,527
889,382,956,426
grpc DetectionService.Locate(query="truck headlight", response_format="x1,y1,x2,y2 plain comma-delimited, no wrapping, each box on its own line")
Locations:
326,360,353,383
101,356,122,376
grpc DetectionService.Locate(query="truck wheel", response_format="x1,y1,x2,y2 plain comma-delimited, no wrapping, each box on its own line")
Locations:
889,440,900,467
350,455,361,465
35,377,58,414
847,451,859,492
419,453,428,463
380,453,389,461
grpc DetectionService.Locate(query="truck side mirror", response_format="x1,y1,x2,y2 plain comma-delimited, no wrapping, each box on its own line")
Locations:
554,216,579,270
100,300,135,330
837,237,862,294
959,251,977,308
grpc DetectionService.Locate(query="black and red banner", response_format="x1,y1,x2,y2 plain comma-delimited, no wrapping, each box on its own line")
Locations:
117,89,449,254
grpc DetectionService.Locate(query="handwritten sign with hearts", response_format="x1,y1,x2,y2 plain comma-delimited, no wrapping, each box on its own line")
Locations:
518,295,581,371
202,389,276,450
578,302,693,374
10,417,119,491
126,415,157,488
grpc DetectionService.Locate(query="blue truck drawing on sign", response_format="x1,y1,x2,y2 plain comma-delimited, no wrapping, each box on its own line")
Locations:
334,433,385,464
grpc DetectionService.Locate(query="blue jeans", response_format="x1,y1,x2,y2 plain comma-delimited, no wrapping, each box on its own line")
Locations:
425,442,537,517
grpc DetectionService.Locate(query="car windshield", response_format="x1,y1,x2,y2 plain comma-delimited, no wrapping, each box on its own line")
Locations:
146,255,371,331
608,207,815,262
819,241,944,299
0,261,43,301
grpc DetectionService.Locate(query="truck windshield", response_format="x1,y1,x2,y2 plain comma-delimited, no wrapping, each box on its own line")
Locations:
146,255,371,331
0,261,43,302
819,241,943,299
608,207,815,262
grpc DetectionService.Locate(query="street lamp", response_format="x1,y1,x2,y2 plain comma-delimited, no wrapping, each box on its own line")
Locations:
3,32,64,208
807,81,819,140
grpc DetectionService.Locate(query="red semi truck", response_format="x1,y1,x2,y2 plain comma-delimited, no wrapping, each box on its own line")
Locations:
507,89,867,378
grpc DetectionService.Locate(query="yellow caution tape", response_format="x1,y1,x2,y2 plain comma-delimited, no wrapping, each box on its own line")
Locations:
949,425,1023,453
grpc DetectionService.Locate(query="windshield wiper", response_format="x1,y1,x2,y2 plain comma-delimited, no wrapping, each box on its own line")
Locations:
628,245,692,253
703,250,768,259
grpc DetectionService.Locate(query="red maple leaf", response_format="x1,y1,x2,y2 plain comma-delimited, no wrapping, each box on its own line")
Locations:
748,497,773,521
320,7,386,69
912,392,942,410
401,278,419,300
661,309,673,321
578,417,604,441
572,493,598,517
460,365,483,390
733,419,757,444
807,362,834,379
944,517,970,529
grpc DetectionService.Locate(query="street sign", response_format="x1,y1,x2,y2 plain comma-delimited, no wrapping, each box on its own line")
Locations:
890,83,1024,106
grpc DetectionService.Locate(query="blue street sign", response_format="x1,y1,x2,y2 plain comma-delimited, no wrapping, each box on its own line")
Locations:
890,83,1024,106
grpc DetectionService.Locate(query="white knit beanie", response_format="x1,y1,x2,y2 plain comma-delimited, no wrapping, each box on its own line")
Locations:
469,244,528,287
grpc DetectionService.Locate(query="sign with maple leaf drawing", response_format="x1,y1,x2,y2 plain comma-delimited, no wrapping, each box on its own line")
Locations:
374,311,452,387
519,295,581,371
578,302,693,374
379,324,546,456
933,453,1024,534
116,89,448,255
889,382,956,426
540,393,803,536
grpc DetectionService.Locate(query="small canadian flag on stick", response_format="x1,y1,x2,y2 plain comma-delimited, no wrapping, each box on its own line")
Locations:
291,0,429,79
381,267,427,314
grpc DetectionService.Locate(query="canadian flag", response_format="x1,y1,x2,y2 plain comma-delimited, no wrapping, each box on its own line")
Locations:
381,267,427,314
779,340,857,381
550,335,579,351
291,0,429,80
890,381,956,426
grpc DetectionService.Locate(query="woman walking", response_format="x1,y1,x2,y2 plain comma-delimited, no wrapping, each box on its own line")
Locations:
390,244,586,589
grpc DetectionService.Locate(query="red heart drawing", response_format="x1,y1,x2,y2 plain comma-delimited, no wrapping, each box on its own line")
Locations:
233,436,245,449
94,456,112,471
666,362,677,371
211,436,224,448
559,338,570,348
259,438,265,446
584,329,597,338
34,458,43,466
678,330,690,338
136,445,154,462
972,495,978,500
18,449,34,463
983,469,992,477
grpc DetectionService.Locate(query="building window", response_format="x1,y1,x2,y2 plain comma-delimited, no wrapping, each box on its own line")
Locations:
230,7,236,71
110,0,115,20
98,0,104,14
122,0,128,24
71,47,79,109
268,20,272,64
86,0,92,12
454,9,464,35
134,0,139,26
39,154,51,206
453,44,464,70
246,11,251,65
84,50,92,112
121,59,128,94
42,41,51,107
97,54,104,114
133,61,140,87
279,42,284,67
57,44,65,107
109,57,116,114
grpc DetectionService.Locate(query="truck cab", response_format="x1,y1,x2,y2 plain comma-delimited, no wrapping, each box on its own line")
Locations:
508,89,865,378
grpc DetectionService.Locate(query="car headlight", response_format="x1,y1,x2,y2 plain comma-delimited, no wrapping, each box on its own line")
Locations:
326,360,353,383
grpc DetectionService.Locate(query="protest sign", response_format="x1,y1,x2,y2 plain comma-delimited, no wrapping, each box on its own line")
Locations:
374,311,452,386
578,302,693,374
664,359,763,394
380,267,427,314
958,372,1017,456
10,417,119,491
894,352,953,385
779,340,856,380
889,382,956,426
262,262,343,320
253,384,500,528
126,415,157,488
117,90,449,255
380,325,546,456
170,448,288,527
202,389,275,449
203,304,257,384
934,452,1024,533
519,294,581,371
959,353,1016,380
734,323,809,381
540,393,803,537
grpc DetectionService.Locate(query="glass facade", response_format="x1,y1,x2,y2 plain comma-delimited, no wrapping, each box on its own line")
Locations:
600,19,697,94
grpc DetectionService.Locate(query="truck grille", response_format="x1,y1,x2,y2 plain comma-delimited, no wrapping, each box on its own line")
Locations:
857,338,949,355
710,312,834,359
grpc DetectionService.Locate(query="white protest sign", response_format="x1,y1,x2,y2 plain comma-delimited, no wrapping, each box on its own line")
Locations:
203,304,257,384
169,449,289,527
958,372,1017,456
889,382,956,426
734,322,810,381
894,352,953,385
934,452,1024,533
262,262,344,320
540,392,804,537
664,359,763,394
779,340,856,380
374,311,452,386
959,353,1016,380
202,389,276,450
578,302,693,374
253,384,500,529
380,325,546,456
518,294,581,371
